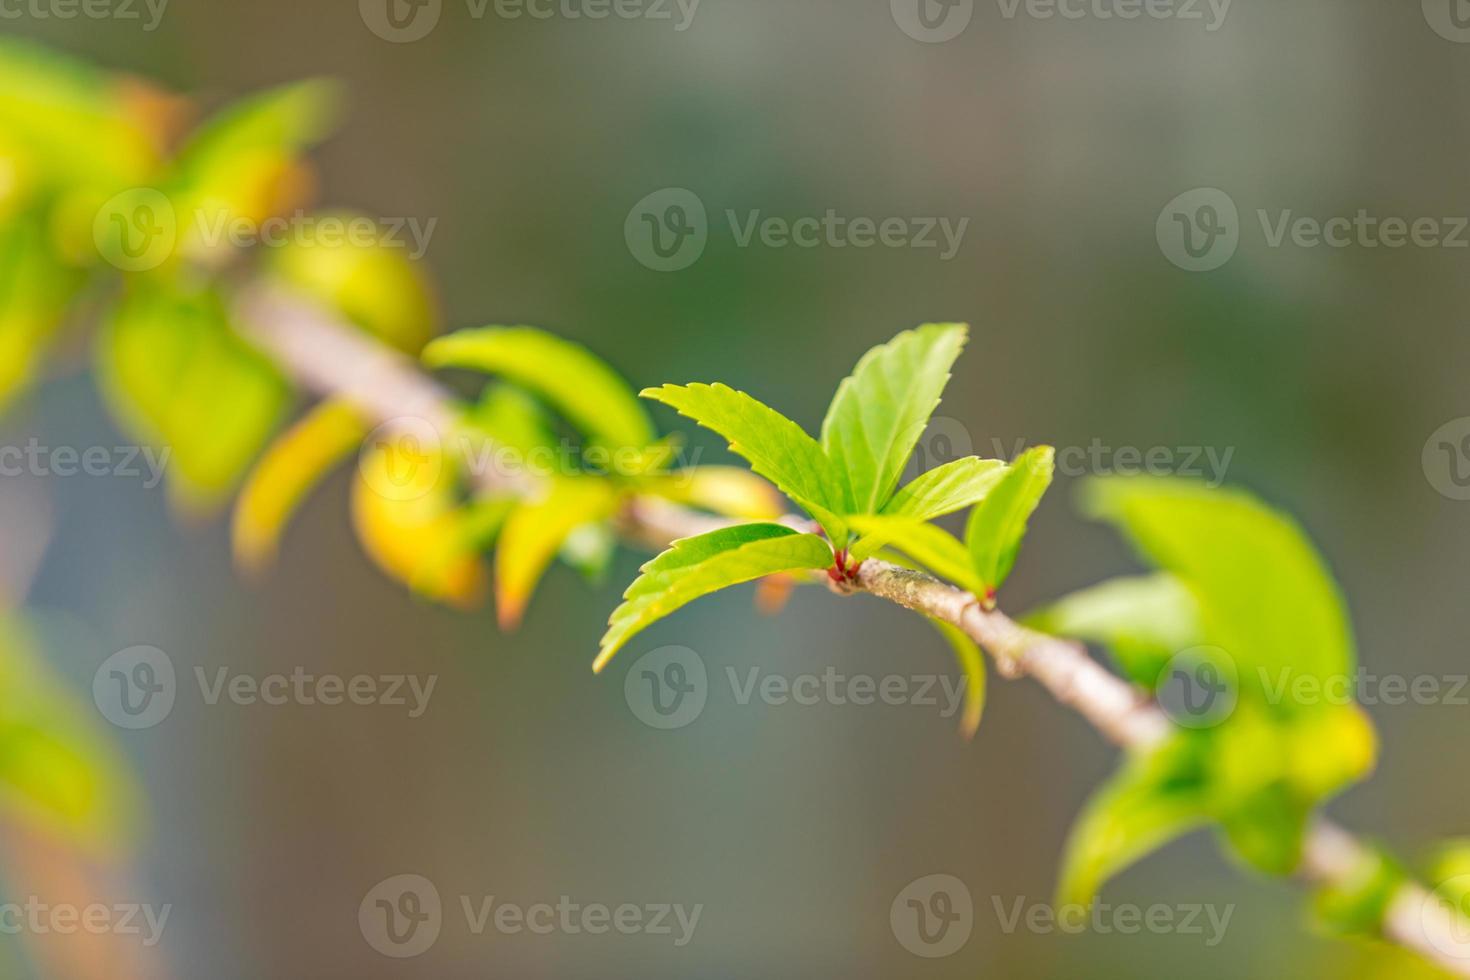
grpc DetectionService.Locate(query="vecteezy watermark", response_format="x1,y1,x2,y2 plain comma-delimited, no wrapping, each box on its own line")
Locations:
0,898,170,947
359,875,702,958
891,0,1228,43
1421,874,1470,959
1155,646,1238,729
1159,187,1470,272
993,437,1234,487
0,440,170,488
624,188,969,272
992,896,1234,945
1423,0,1470,43
1259,666,1470,709
0,0,167,30
1424,417,1470,501
92,189,437,272
358,0,699,43
890,875,973,958
92,646,437,729
623,646,971,730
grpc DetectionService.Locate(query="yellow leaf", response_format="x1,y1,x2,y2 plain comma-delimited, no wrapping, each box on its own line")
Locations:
351,439,486,608
496,478,621,628
233,399,367,573
646,466,784,520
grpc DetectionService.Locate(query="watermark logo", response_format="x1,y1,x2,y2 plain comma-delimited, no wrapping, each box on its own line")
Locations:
1424,0,1470,43
993,896,1233,944
0,0,169,31
625,188,708,272
0,440,170,487
360,0,442,41
94,188,176,273
624,646,708,730
1424,418,1470,501
900,417,975,485
1157,187,1239,272
1156,645,1237,729
360,874,443,958
891,0,974,42
93,646,176,730
891,874,973,958
359,417,447,503
0,898,171,947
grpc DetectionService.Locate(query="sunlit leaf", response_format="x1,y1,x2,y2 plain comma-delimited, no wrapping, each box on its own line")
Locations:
882,456,1006,523
1025,574,1203,689
232,398,367,573
643,382,849,546
1058,736,1210,906
1313,845,1406,938
929,618,987,739
595,524,833,673
0,211,82,416
643,466,786,521
848,515,984,593
965,445,1054,605
425,327,655,451
1084,476,1355,696
820,323,968,514
495,478,621,628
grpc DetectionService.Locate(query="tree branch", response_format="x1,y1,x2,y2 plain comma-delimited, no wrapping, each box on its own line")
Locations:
232,283,1470,975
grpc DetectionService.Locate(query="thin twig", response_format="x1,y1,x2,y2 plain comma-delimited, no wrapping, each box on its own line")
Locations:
232,283,1470,975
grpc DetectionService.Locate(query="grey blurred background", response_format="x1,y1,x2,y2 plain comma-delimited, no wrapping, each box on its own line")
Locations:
4,0,1470,976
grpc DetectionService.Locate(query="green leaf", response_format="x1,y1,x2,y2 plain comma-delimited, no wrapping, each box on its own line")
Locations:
883,456,1006,522
964,446,1055,604
425,327,655,451
1058,737,1210,906
1025,574,1203,689
173,78,340,182
1313,845,1407,938
642,382,850,547
929,619,987,739
0,614,137,851
820,323,968,514
0,211,82,416
97,285,291,511
847,515,984,593
496,477,622,628
1083,476,1355,697
594,524,833,672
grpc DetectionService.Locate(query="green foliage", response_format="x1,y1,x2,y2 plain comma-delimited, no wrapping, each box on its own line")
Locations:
929,618,987,739
847,515,984,593
820,323,967,514
965,446,1055,605
496,478,621,628
0,209,83,415
426,327,656,453
98,284,291,511
595,524,833,672
0,616,137,852
1042,476,1378,905
882,456,1006,522
1312,845,1407,938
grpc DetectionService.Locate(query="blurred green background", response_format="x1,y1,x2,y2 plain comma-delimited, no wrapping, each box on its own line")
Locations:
5,1,1470,976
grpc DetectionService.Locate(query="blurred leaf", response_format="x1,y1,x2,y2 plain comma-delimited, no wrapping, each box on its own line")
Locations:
1084,476,1354,695
0,615,137,852
642,382,849,547
883,456,1006,522
595,524,832,673
643,466,785,521
467,385,556,459
965,445,1055,605
174,79,339,176
929,619,987,739
560,522,618,585
265,212,437,353
847,515,983,593
1025,574,1203,689
1314,845,1406,938
232,398,367,573
496,478,621,628
1059,736,1210,906
351,440,486,608
425,327,654,451
0,211,82,415
820,323,968,514
97,284,291,511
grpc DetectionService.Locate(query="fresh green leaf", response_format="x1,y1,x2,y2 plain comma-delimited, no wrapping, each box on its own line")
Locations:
97,285,291,511
595,524,833,672
848,515,984,593
1025,574,1203,689
1058,736,1210,906
929,619,987,739
820,323,968,514
965,445,1055,604
425,327,655,451
0,211,82,416
1084,476,1355,698
883,456,1006,522
642,382,849,546
496,477,621,628
174,78,340,178
1313,845,1407,938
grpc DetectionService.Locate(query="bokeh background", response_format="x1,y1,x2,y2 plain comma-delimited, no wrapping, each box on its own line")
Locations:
4,1,1470,976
